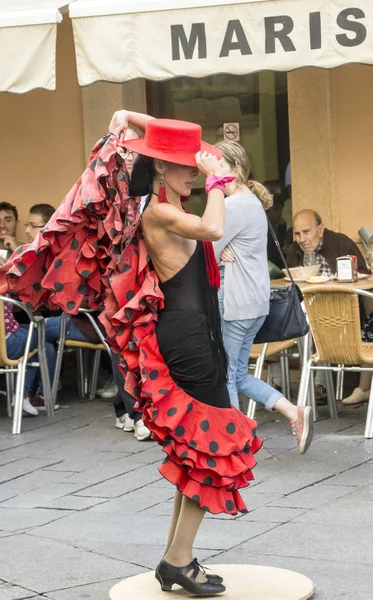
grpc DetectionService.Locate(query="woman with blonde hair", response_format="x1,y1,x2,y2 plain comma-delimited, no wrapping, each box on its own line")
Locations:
213,140,313,454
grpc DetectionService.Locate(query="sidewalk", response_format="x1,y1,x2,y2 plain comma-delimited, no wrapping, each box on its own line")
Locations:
0,392,372,600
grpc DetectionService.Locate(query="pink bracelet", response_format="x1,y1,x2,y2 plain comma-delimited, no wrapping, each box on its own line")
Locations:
205,174,235,194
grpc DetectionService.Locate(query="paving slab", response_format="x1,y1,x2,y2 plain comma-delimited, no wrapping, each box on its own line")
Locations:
73,467,162,498
46,579,122,600
270,483,356,509
0,508,70,532
0,534,141,594
230,521,373,566
207,552,373,599
0,582,39,600
0,483,89,509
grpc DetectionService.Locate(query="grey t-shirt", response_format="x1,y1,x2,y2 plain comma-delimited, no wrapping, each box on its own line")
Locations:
213,192,270,321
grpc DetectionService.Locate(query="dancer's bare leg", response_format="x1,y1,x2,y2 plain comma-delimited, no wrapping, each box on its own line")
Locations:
164,495,207,582
164,490,182,555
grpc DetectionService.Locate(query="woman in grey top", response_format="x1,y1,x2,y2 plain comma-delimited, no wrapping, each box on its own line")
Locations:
214,141,313,454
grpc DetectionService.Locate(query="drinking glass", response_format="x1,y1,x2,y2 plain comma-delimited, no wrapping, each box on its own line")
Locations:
366,250,373,273
303,252,316,267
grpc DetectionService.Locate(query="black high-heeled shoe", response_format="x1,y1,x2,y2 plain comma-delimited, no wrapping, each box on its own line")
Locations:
155,558,226,595
193,557,224,584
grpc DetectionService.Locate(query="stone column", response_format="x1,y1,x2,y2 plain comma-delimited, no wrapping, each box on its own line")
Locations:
287,68,338,232
81,79,147,162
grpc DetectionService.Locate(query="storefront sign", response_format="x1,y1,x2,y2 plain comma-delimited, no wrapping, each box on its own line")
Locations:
71,0,373,85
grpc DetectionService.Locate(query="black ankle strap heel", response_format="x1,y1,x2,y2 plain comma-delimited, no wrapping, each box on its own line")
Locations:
155,558,225,595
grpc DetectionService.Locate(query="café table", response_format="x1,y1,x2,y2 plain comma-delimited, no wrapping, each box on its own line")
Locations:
270,274,373,291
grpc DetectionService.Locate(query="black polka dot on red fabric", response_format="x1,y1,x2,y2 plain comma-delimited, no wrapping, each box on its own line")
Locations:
206,457,216,468
252,427,257,438
209,441,219,453
152,408,158,419
192,494,200,503
226,500,235,511
26,302,34,311
128,342,135,351
110,228,117,238
81,270,92,279
67,301,76,311
203,476,213,485
71,239,79,250
226,422,236,434
16,246,23,255
54,259,62,269
201,506,210,513
78,284,86,294
54,282,64,292
159,389,169,395
141,348,147,358
175,425,185,438
124,308,134,320
180,451,188,459
121,263,131,273
189,440,197,449
17,262,27,274
149,370,158,380
126,290,135,301
142,390,153,397
41,265,47,275
167,407,177,416
32,282,41,292
243,442,251,454
186,402,193,414
133,385,140,397
200,420,209,432
90,160,97,171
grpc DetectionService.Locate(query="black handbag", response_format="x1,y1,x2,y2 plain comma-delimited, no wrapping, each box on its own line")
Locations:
253,219,309,344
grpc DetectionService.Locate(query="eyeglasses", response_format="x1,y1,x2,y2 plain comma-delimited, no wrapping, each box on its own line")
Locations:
24,222,44,229
120,149,137,160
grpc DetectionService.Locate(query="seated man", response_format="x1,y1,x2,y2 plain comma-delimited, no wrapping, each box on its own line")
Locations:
25,203,56,244
0,202,19,257
287,209,369,275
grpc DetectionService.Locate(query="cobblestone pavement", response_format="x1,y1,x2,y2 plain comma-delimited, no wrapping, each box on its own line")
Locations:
0,393,372,600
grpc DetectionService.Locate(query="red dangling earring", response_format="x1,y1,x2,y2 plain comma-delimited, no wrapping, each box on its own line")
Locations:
158,177,168,203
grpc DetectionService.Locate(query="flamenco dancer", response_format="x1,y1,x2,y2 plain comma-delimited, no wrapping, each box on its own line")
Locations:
0,112,262,596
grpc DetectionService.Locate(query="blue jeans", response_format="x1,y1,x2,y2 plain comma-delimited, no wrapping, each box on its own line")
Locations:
45,316,90,344
6,328,56,398
218,277,282,411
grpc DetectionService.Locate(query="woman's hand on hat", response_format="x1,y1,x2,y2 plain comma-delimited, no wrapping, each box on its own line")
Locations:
196,152,223,177
109,110,129,136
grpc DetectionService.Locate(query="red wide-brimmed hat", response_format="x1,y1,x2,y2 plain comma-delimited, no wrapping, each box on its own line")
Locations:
123,118,221,167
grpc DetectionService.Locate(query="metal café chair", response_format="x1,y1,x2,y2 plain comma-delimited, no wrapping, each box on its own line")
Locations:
51,308,110,405
0,295,52,435
246,338,299,419
297,284,373,438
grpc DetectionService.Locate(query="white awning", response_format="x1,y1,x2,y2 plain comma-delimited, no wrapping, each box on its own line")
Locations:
70,0,373,86
0,1,66,93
